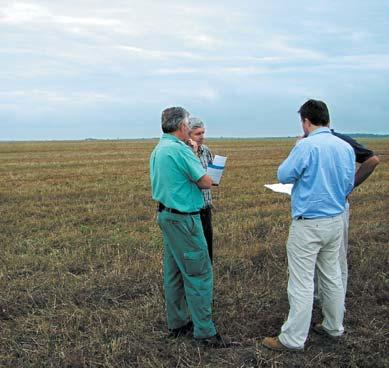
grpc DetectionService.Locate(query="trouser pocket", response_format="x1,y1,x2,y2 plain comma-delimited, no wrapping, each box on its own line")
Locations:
183,251,208,276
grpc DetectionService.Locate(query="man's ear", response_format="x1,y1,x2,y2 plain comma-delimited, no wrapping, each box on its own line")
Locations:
304,118,312,128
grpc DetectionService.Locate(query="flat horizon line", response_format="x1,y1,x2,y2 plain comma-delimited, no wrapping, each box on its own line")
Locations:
1,133,389,143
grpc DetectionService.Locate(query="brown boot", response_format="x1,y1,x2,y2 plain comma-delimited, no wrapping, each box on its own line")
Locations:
262,337,304,352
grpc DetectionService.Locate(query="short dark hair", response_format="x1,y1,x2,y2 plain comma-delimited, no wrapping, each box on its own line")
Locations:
161,107,189,133
298,99,330,126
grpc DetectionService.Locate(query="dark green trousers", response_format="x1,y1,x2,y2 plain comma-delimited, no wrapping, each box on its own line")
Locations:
157,210,216,339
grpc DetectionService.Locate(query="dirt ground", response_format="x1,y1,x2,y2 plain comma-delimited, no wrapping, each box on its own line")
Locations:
0,139,388,367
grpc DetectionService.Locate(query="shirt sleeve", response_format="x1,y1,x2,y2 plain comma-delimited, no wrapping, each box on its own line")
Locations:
179,144,207,182
333,132,375,163
277,141,310,183
349,138,375,163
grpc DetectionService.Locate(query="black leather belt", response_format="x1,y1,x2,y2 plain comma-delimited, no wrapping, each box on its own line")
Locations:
296,216,314,220
158,203,200,215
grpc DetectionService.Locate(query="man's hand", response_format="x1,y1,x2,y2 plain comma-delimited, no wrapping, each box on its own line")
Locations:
186,138,198,153
295,133,308,145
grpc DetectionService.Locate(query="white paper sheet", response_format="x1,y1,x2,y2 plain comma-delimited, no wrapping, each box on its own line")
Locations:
207,155,227,185
264,183,293,196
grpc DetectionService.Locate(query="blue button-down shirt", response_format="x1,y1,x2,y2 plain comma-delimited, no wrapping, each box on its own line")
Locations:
278,127,355,219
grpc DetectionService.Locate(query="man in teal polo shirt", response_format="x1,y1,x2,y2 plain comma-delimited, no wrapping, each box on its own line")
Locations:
150,106,227,348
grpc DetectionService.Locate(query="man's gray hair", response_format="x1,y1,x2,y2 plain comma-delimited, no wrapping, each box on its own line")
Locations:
188,117,204,131
161,107,189,133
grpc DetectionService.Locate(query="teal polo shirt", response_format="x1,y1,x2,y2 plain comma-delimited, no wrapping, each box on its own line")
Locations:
150,133,206,212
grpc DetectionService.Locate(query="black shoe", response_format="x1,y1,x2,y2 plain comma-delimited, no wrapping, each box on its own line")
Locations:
168,321,193,338
195,333,231,348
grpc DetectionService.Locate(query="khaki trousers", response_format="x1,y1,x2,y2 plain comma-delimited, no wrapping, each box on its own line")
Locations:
314,203,350,300
279,215,345,349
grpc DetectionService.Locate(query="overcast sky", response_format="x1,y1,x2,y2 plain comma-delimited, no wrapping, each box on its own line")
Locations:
1,0,389,140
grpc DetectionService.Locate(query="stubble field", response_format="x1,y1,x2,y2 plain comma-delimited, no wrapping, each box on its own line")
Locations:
0,138,388,368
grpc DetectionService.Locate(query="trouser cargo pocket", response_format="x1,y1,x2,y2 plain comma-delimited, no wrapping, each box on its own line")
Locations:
184,251,208,276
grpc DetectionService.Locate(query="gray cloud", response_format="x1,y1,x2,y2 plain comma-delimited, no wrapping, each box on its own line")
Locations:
1,0,388,140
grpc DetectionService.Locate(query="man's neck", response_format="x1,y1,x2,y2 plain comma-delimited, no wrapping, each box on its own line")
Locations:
308,124,329,134
171,131,185,142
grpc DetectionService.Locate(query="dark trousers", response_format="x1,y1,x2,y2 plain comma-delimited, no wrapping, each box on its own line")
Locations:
200,206,213,263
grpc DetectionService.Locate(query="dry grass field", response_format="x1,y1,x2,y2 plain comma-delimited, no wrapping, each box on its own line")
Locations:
0,138,388,368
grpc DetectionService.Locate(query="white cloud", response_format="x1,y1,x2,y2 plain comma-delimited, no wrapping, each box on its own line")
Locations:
159,85,219,101
196,87,219,101
155,66,272,76
0,103,19,111
174,4,229,17
116,45,206,61
222,66,271,74
1,1,388,138
152,51,389,77
54,15,120,27
0,2,50,23
259,36,326,60
0,89,123,105
326,54,389,71
0,2,121,27
154,67,201,75
181,33,223,49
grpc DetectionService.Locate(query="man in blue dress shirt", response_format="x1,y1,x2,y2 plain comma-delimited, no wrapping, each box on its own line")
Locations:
262,99,356,351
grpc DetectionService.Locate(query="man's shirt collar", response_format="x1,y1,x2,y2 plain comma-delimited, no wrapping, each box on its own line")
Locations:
309,126,331,137
161,133,183,144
